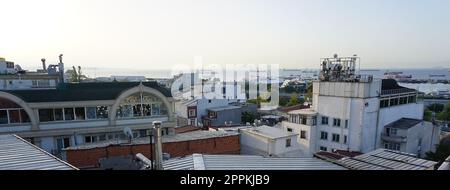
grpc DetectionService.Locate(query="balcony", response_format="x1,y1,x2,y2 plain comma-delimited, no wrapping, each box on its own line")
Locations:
381,133,407,143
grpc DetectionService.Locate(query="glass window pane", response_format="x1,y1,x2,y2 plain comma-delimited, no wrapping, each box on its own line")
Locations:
143,104,152,116
99,134,106,141
86,107,97,119
0,110,8,124
133,104,142,117
160,104,168,115
96,106,108,119
54,109,63,121
20,109,30,123
152,103,160,116
8,110,21,123
75,107,85,120
39,109,54,122
119,105,133,118
64,108,74,120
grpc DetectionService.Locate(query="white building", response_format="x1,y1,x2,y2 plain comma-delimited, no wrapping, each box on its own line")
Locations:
0,82,176,159
240,125,302,157
0,57,63,90
281,55,440,157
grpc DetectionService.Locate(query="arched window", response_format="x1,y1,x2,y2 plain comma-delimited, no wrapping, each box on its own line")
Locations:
0,97,31,125
116,92,168,119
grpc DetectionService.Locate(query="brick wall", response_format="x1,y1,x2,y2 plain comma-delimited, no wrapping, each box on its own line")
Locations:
65,135,240,169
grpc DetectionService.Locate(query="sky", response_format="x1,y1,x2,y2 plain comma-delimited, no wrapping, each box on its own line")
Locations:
0,0,449,70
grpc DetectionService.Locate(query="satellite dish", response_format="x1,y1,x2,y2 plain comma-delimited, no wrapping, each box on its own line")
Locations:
123,127,134,139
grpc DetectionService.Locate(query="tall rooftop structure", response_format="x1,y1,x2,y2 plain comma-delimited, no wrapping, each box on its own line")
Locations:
319,54,370,83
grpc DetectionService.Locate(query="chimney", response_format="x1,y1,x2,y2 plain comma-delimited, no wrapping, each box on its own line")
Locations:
58,54,65,82
152,121,164,170
41,58,46,71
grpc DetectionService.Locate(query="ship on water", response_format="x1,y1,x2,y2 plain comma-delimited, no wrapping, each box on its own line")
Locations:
383,71,412,80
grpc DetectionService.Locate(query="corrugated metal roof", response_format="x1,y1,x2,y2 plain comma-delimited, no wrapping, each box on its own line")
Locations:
0,134,78,170
338,149,437,170
163,154,346,170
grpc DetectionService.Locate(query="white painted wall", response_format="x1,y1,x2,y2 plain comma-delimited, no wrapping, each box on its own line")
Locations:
281,121,315,157
240,130,300,157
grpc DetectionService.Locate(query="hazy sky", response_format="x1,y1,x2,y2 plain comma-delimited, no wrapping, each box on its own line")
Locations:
1,0,449,70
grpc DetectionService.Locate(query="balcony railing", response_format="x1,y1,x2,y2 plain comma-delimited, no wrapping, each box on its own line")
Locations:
381,133,407,143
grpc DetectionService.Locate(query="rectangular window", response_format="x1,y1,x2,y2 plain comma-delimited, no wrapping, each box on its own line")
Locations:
321,116,329,125
86,107,97,119
143,104,151,116
285,138,291,147
74,107,85,120
320,146,327,151
97,106,108,118
344,135,348,144
287,128,293,132
54,109,63,121
312,116,317,125
300,130,307,139
333,118,341,127
301,116,307,125
408,96,416,103
139,129,148,137
39,109,55,122
8,110,20,123
209,111,217,118
20,109,30,123
320,131,328,140
188,108,196,118
380,99,389,108
332,134,340,143
64,108,74,121
99,134,107,141
190,119,196,126
152,103,161,116
133,105,142,117
385,143,401,151
345,120,349,128
0,110,8,124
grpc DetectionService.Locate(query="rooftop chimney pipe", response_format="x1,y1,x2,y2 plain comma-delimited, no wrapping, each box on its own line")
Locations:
41,58,46,71
153,121,164,170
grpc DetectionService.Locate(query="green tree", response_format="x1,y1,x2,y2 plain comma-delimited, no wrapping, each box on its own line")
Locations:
287,93,299,106
305,83,313,102
425,141,450,166
427,103,444,113
247,96,268,108
436,102,450,121
241,112,256,124
66,66,87,83
423,109,433,121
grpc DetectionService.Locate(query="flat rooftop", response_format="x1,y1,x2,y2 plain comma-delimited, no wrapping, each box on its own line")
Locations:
242,125,297,139
208,105,241,112
385,118,422,130
288,108,317,115
0,134,77,170
64,130,238,150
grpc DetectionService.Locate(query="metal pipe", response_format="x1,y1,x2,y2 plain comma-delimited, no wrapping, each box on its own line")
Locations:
153,121,164,170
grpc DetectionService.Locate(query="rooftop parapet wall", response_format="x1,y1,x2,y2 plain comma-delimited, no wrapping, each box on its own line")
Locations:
313,79,382,98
